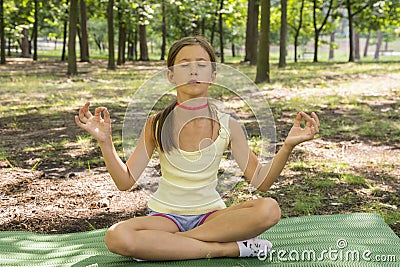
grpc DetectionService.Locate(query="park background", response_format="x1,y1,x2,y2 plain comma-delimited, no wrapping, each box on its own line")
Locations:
0,0,399,238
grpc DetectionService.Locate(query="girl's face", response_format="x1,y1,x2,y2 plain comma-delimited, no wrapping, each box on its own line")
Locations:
168,45,216,100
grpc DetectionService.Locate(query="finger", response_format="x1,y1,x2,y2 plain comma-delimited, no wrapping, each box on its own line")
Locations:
75,115,86,129
79,107,87,122
94,107,106,119
300,112,314,127
103,107,111,123
310,113,319,133
83,102,93,118
293,112,303,127
311,112,320,126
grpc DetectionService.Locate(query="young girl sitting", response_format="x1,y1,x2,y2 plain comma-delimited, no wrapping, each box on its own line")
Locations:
75,36,320,261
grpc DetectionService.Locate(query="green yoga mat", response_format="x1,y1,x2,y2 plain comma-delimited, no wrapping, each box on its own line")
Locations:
1,213,399,266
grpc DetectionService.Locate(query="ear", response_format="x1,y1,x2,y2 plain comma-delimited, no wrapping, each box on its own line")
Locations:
167,69,175,84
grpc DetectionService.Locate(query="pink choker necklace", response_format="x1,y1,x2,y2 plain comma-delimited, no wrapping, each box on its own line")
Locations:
176,102,209,110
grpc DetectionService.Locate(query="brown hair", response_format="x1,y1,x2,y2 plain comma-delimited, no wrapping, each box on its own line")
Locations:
152,36,217,153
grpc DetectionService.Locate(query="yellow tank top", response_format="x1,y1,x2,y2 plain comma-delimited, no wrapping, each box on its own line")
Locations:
147,110,231,215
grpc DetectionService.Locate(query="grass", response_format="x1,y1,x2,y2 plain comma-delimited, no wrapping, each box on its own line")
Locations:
0,55,399,236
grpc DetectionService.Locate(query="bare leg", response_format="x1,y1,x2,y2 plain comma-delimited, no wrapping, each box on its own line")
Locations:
104,215,239,261
178,198,281,242
104,198,280,261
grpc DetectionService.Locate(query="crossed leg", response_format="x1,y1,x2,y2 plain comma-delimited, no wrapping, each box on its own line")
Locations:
104,197,280,261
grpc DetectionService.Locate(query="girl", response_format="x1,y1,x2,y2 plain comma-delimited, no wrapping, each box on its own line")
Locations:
75,36,320,261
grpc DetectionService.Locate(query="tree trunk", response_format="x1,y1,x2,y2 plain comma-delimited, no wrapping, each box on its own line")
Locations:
278,0,287,68
117,3,126,65
134,29,138,60
117,21,126,65
218,0,224,63
107,0,116,70
363,30,370,57
80,0,90,62
139,24,149,61
61,0,69,61
329,31,335,60
374,30,382,60
255,0,270,84
210,1,219,46
313,30,319,63
160,0,166,60
346,0,354,62
0,0,6,64
245,0,259,64
293,0,305,62
33,0,38,61
354,31,360,60
67,0,78,75
312,0,333,63
21,28,30,57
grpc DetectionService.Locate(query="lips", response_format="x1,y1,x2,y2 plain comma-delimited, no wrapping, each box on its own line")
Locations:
187,80,199,84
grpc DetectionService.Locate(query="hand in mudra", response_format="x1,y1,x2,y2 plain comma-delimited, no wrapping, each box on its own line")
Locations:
284,112,320,149
75,102,112,143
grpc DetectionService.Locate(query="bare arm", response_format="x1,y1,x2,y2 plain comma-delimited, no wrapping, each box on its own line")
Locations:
75,102,155,191
230,112,320,192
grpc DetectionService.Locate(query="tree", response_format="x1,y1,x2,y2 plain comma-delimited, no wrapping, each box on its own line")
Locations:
117,0,126,65
345,0,371,62
255,0,270,84
160,0,166,60
107,0,115,70
312,0,334,62
0,0,5,64
287,0,306,62
278,0,287,68
138,4,149,61
244,0,259,65
80,0,90,62
218,0,224,63
62,0,69,61
32,0,38,61
374,29,382,60
67,0,78,75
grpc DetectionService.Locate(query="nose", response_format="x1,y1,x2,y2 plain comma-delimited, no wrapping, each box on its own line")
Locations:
189,62,198,75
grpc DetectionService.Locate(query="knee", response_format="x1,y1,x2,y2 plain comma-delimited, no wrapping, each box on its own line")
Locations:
255,197,281,229
104,222,140,257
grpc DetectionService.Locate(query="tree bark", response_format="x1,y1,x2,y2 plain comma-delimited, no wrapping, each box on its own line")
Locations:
67,0,78,75
312,0,333,62
245,0,259,64
255,0,270,84
107,0,116,70
354,31,360,60
33,0,38,61
21,28,30,57
218,0,224,63
61,0,69,61
293,0,305,62
346,0,354,62
80,0,90,62
363,30,370,57
139,24,149,61
329,31,335,60
117,2,126,65
0,0,6,64
374,30,382,60
160,0,166,60
278,0,287,68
